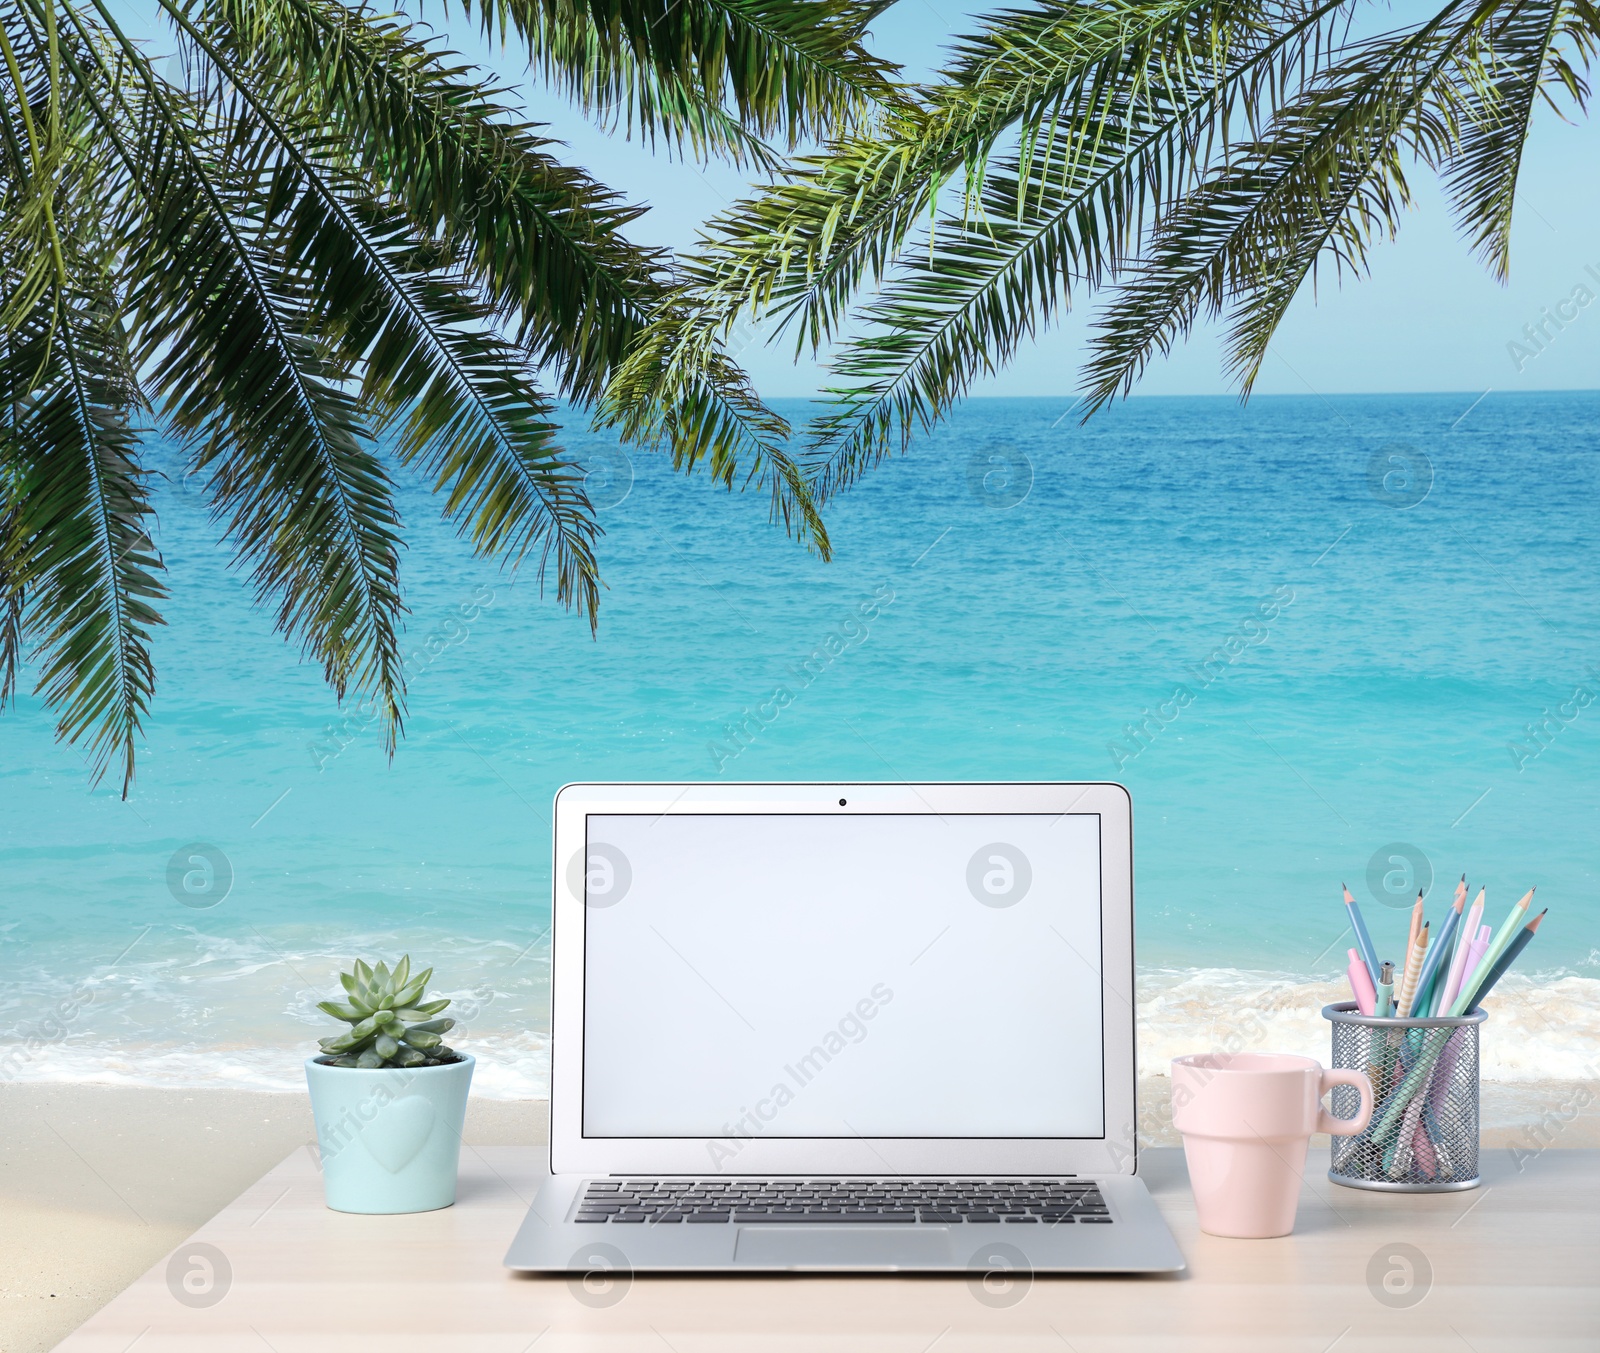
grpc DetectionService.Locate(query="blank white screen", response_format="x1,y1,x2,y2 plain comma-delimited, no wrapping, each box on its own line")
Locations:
581,813,1105,1139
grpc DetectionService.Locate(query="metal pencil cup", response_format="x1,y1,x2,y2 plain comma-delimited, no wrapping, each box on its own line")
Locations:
1323,1001,1485,1192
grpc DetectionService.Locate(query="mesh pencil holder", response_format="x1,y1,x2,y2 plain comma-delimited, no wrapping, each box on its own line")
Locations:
1322,1001,1485,1193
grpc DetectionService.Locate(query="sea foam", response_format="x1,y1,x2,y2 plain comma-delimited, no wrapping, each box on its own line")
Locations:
4,963,1592,1096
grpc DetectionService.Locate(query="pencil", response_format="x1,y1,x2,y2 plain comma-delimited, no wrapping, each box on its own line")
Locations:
1407,890,1424,958
1375,908,1549,1149
1415,891,1464,1016
1396,922,1430,1018
1439,887,1485,1015
1466,908,1546,1007
1452,888,1534,1016
1342,883,1383,990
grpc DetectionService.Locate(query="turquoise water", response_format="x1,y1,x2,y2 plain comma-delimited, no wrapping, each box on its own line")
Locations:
2,393,1597,1091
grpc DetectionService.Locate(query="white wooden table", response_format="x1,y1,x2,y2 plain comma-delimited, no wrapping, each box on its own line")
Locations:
55,1146,1600,1351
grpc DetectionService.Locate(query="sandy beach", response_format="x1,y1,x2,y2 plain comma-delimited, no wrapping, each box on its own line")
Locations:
4,1078,1596,1353
0,1085,545,1353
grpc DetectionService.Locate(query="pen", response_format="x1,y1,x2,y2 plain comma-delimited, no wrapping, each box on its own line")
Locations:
1374,960,1395,1018
1347,949,1377,1016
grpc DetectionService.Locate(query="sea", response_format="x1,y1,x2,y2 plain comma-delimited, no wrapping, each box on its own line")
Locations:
2,393,1597,1096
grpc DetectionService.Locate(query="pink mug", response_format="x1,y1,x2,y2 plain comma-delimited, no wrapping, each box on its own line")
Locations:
1171,1052,1373,1238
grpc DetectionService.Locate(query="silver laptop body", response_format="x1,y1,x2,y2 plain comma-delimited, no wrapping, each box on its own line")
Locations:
504,782,1185,1275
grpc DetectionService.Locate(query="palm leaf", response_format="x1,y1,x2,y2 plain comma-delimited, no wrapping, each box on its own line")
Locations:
66,16,412,740
801,0,1358,496
1081,1,1486,409
1439,0,1596,279
460,0,901,149
195,0,830,555
598,312,830,554
153,2,601,622
2,0,876,792
663,0,1301,366
0,0,72,332
1,277,164,794
189,0,665,406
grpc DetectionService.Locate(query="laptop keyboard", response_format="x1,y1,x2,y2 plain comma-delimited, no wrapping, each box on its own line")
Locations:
574,1178,1110,1224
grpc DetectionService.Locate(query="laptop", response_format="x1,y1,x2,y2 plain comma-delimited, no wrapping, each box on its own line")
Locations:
504,781,1185,1275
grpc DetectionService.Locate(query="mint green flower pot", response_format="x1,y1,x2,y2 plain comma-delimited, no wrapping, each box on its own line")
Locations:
305,1055,474,1214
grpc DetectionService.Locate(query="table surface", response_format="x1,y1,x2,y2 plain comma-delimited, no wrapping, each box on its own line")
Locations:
55,1145,1600,1352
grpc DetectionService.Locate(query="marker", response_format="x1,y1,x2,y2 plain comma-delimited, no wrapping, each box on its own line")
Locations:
1342,883,1383,986
1374,960,1395,1018
1347,949,1377,1016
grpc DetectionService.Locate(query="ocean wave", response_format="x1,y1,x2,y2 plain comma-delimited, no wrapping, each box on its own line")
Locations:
0,924,549,1097
1136,968,1600,1083
0,1032,549,1099
4,962,1593,1094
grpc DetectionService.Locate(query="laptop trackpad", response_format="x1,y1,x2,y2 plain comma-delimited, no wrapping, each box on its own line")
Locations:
735,1226,950,1269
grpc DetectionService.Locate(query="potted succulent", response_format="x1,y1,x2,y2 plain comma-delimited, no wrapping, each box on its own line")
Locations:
304,957,474,1214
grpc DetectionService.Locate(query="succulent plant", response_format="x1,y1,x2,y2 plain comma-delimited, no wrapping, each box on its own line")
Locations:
316,956,458,1069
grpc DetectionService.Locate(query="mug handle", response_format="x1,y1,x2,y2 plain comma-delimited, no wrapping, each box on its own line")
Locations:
1317,1067,1374,1135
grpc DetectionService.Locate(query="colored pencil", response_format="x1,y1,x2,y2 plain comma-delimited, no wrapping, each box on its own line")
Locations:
1342,883,1383,993
1348,878,1548,1165
1438,887,1485,1016
1466,909,1546,1007
1451,924,1492,1015
1451,888,1534,1016
1413,893,1462,1017
1396,923,1430,1018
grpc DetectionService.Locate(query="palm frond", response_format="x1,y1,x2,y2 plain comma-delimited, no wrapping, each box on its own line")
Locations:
598,312,830,555
801,0,1357,497
190,0,815,566
154,1,602,622
0,0,71,331
70,19,412,742
189,0,665,405
459,0,902,151
1081,1,1484,410
2,276,164,794
666,0,1325,367
335,198,601,615
1439,0,1596,279
0,341,24,709
1,0,880,791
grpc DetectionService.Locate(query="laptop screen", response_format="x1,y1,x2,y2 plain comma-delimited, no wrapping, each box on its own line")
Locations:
579,812,1105,1142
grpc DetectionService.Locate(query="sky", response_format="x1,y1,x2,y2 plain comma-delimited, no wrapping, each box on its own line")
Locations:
119,0,1600,402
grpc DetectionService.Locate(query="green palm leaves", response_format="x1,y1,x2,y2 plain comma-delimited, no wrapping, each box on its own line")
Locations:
672,0,1596,497
0,0,888,795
